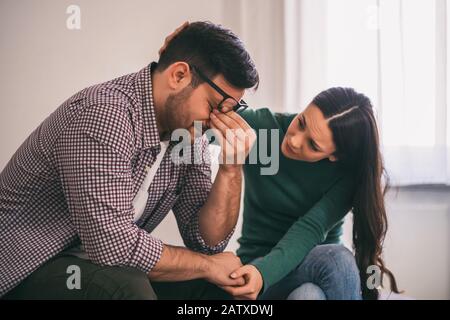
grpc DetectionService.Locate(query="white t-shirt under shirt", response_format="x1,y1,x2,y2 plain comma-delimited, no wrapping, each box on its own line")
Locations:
65,141,170,259
132,141,169,222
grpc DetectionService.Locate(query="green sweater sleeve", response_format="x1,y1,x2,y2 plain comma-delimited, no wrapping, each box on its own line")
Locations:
239,108,258,128
250,174,356,292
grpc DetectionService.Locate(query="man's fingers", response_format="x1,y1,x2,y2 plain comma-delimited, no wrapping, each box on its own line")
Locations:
223,111,252,131
213,110,241,129
210,112,254,165
210,114,237,145
230,265,251,279
210,122,237,164
220,276,246,287
220,284,255,297
210,113,228,132
212,111,255,144
209,122,236,151
213,111,255,143
219,105,233,113
232,277,246,286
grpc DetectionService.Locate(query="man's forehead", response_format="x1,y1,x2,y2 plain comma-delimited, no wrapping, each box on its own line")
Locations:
210,74,245,101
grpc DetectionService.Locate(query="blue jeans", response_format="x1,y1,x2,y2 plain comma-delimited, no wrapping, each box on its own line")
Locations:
257,244,362,300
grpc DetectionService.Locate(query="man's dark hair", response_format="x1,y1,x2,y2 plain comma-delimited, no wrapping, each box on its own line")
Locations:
156,21,259,90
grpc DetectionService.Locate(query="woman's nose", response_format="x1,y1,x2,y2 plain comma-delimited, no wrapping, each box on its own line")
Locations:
290,134,303,150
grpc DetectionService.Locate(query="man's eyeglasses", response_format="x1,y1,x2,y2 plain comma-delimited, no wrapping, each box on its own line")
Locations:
190,65,249,113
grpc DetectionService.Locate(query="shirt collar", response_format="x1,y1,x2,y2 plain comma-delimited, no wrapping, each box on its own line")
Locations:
134,62,161,151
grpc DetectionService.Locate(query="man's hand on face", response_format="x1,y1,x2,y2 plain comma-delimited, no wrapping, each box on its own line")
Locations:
209,109,256,171
203,251,246,287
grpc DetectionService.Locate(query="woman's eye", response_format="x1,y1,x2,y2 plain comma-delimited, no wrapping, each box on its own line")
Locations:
297,117,305,130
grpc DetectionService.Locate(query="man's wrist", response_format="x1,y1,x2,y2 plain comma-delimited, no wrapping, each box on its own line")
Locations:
199,254,212,280
218,164,242,176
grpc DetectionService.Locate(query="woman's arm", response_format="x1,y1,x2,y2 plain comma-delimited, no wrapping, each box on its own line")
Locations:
221,174,356,299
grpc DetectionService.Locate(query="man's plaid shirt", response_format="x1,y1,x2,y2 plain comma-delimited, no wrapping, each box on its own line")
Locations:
0,63,232,296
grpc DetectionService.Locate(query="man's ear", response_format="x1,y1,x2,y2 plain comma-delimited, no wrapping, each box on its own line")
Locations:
166,62,192,90
329,154,338,162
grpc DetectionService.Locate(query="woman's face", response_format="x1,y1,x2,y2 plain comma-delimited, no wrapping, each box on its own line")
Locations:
281,103,338,162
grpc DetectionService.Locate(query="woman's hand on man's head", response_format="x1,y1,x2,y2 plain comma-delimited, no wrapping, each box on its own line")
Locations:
159,21,189,56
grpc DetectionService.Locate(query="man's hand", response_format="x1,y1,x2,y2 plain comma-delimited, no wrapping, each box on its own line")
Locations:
149,245,245,288
204,252,246,287
209,109,256,170
220,264,264,300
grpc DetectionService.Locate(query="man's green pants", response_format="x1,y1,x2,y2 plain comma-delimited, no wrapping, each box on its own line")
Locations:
3,254,232,300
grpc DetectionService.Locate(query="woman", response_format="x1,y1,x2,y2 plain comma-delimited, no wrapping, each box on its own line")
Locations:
214,88,400,300
160,24,400,300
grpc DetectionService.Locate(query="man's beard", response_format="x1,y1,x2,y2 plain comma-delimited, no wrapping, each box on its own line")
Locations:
164,85,194,136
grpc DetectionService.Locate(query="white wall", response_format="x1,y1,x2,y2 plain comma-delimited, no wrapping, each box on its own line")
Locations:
0,0,223,169
0,0,283,169
383,187,450,299
341,187,450,300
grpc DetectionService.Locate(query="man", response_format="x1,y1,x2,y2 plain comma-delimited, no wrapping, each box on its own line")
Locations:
0,21,259,299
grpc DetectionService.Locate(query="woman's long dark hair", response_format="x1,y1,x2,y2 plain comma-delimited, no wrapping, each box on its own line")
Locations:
312,87,401,300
